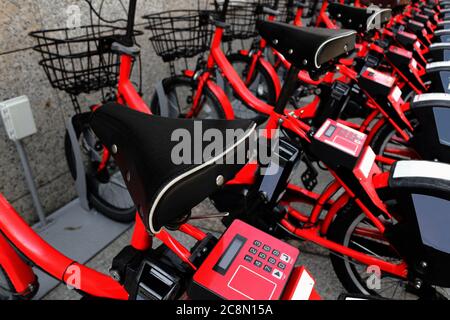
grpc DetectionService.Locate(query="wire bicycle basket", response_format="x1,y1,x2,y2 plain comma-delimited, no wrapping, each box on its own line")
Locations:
143,10,213,63
213,0,273,42
277,0,299,23
30,25,140,96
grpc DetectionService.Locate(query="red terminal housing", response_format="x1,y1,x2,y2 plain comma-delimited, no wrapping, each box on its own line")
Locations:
188,220,314,300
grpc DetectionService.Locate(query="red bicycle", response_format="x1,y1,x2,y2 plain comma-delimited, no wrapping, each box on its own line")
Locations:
0,0,321,301
204,16,450,299
30,0,150,222
228,1,450,169
145,0,281,123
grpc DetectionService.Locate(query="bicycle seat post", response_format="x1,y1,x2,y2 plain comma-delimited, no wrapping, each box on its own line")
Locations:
274,65,300,115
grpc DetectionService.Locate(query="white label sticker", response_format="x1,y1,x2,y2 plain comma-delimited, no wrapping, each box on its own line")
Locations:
392,86,402,102
359,147,376,179
291,270,315,300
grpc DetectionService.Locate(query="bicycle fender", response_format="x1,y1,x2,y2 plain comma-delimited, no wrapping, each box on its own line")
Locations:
206,79,235,119
258,57,282,99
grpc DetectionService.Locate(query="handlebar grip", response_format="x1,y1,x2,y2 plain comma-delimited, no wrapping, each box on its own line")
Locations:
262,7,280,16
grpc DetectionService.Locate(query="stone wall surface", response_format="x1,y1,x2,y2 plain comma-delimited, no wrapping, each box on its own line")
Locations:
0,0,207,222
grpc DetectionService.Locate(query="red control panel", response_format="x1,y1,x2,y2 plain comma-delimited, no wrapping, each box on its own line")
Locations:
361,67,395,88
314,119,367,158
398,31,417,40
190,220,299,300
389,45,412,59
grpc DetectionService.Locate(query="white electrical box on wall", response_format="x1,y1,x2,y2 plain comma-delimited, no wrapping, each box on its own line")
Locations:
0,96,37,141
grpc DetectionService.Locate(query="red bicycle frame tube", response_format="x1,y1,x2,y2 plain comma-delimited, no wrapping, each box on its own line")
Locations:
185,71,235,119
117,55,151,115
293,7,303,26
0,193,128,299
316,0,338,29
281,220,407,278
131,214,153,251
0,194,208,299
0,232,36,295
207,28,275,115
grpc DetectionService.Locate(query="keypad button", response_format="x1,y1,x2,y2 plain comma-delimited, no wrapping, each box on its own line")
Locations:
253,240,262,247
244,255,253,262
249,247,258,255
278,262,286,270
263,265,272,273
263,245,271,252
280,253,291,263
272,269,283,279
268,257,276,265
272,250,280,257
254,260,263,268
258,252,267,260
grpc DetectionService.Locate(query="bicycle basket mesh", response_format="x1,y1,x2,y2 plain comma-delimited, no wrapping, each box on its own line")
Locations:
214,0,274,42
30,25,130,95
277,0,298,23
143,10,213,62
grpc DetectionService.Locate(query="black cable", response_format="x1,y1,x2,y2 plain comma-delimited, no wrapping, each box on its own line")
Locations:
84,0,128,24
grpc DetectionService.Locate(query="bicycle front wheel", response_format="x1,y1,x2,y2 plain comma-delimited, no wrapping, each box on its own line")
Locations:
226,52,277,121
150,75,227,119
65,120,136,223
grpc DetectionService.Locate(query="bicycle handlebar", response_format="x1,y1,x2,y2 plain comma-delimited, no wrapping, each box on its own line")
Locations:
124,0,138,46
274,0,280,10
220,0,230,22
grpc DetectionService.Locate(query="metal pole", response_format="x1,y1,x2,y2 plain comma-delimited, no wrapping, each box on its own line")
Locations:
14,140,47,226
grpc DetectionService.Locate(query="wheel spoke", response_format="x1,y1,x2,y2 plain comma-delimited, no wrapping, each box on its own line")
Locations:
350,240,382,259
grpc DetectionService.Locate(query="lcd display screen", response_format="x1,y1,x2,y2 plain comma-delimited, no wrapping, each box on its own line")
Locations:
214,235,246,275
325,125,337,138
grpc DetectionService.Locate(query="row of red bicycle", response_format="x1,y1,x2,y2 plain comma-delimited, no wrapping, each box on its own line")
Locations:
0,0,449,301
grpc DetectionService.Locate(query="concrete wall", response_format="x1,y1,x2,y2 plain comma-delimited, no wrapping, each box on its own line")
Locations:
0,0,205,223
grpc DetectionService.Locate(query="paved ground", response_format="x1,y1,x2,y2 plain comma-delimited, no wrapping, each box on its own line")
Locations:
43,163,346,300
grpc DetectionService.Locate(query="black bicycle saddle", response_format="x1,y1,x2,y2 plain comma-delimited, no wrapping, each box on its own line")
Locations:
90,103,256,233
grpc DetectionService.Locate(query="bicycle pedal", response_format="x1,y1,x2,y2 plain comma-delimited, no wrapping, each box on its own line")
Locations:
301,156,318,191
301,170,318,191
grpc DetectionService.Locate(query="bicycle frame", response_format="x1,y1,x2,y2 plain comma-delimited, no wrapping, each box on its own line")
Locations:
224,105,408,278
241,10,334,88
116,54,151,115
209,8,418,159
186,9,335,119
315,0,338,29
0,19,211,300
0,191,209,299
181,11,414,276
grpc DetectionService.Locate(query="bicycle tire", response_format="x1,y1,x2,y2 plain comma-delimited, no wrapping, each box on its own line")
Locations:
150,75,227,119
327,200,449,300
64,123,136,223
225,52,277,121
